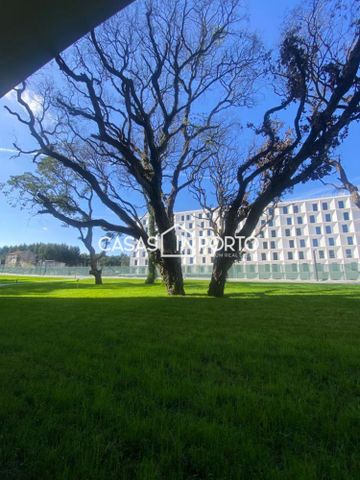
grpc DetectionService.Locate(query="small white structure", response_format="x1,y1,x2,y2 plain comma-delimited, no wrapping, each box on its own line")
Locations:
5,250,36,267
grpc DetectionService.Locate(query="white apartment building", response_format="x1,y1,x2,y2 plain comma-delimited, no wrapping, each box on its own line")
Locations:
131,194,360,267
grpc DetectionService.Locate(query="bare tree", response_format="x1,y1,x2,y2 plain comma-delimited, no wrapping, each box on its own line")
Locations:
6,0,263,295
195,0,360,296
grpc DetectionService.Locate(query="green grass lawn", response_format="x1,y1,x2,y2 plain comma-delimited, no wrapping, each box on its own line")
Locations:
0,277,359,479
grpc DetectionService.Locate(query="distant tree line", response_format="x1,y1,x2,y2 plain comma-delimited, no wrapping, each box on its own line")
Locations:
0,243,129,267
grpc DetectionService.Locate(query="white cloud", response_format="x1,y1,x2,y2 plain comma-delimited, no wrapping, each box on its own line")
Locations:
3,90,16,102
0,147,17,153
22,90,43,115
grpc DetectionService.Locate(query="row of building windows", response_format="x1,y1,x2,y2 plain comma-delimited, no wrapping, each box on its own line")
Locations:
262,225,353,238
173,200,349,223
249,248,354,262
261,236,354,249
133,246,355,266
177,212,351,230
261,212,351,228
280,200,347,215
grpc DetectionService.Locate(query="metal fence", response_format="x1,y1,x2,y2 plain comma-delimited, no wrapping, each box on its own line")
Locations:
1,262,359,281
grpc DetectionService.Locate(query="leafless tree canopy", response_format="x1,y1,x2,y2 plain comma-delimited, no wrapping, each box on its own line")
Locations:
5,0,263,294
190,0,360,296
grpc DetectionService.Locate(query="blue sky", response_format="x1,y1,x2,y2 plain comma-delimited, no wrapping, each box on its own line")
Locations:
0,0,358,251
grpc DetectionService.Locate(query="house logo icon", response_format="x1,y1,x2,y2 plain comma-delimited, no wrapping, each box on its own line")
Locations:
160,224,195,258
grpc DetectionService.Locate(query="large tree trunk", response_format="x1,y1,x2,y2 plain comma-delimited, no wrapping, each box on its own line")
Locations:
79,227,103,285
90,267,103,285
208,194,275,297
89,253,102,285
145,251,157,284
159,256,185,295
145,205,157,284
151,205,185,295
208,255,234,297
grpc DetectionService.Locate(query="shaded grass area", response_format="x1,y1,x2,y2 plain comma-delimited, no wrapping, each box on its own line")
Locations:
0,277,360,479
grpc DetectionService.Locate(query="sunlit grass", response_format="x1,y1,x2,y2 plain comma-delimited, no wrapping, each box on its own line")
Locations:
0,277,359,479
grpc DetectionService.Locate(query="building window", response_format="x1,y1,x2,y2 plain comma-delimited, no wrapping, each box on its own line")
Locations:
319,250,325,259
312,203,318,211
285,229,290,237
202,257,206,264
310,215,315,223
322,202,328,210
289,240,295,248
343,212,350,221
263,242,268,249
273,252,278,261
300,239,306,248
259,231,265,238
328,238,335,247
189,257,194,264
246,254,252,261
296,228,302,236
297,216,303,225
283,206,288,214
286,217,292,225
315,226,321,235
338,200,345,209
271,230,276,238
181,215,185,221
325,226,332,234
329,250,335,259
287,252,293,260
342,224,349,233
268,220,274,227
312,239,319,247
186,214,190,221
270,241,276,249
325,213,331,222
261,253,267,261
345,249,352,259
293,205,299,214
199,230,203,236
347,236,354,245
299,251,305,260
